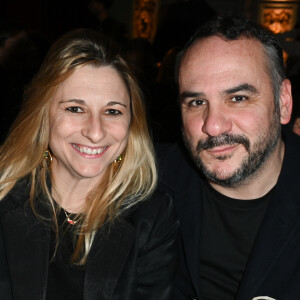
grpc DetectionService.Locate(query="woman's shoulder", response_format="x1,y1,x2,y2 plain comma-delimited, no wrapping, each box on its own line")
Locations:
127,189,178,228
129,188,172,212
0,177,31,215
117,188,179,259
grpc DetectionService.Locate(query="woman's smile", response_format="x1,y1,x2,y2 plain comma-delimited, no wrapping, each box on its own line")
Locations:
72,143,109,156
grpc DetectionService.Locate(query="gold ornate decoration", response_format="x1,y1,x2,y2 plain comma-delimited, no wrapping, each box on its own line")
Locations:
114,155,123,165
133,0,158,41
41,149,53,168
258,0,300,34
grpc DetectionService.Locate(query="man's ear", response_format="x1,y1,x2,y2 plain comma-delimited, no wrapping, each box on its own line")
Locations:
279,79,293,125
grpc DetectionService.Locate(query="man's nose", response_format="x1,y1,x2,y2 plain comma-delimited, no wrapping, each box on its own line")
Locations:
202,105,232,137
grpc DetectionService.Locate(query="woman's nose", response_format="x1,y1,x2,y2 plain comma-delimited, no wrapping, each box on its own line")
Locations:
81,115,105,143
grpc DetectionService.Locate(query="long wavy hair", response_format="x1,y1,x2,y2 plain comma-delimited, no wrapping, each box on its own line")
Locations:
0,29,157,264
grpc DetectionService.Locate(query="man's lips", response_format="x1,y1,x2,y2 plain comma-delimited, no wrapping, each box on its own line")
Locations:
205,144,239,155
196,133,250,153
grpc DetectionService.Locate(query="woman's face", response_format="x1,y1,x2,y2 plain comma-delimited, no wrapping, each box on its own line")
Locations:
49,65,131,184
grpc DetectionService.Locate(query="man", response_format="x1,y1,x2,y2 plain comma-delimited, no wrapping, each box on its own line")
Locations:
158,15,300,300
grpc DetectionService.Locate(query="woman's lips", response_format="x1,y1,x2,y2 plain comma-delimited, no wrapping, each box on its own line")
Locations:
72,144,109,158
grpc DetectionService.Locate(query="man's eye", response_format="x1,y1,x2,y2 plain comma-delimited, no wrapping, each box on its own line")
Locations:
231,95,248,102
188,99,207,107
105,109,122,116
66,107,84,113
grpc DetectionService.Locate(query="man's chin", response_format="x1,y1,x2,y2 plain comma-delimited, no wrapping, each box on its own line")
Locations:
198,154,238,175
194,156,247,187
205,170,239,186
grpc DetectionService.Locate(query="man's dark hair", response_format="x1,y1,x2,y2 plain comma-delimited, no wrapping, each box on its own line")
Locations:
176,15,285,108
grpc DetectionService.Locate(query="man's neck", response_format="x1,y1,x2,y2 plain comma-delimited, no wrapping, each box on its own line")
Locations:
209,140,285,200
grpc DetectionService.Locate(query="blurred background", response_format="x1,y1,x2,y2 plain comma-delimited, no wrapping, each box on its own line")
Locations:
1,0,300,143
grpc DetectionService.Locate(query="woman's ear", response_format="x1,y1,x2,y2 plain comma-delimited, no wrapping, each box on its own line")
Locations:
279,79,293,125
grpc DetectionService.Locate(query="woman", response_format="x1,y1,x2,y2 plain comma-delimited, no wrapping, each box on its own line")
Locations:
0,29,178,299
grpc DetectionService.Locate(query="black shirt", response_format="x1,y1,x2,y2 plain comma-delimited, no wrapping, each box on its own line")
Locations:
46,211,85,300
199,182,273,300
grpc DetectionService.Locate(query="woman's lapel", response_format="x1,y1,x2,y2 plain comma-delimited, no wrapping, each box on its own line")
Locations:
1,202,50,300
83,218,136,300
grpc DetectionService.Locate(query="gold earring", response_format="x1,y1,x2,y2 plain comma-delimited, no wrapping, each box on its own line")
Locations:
114,155,123,165
41,149,53,168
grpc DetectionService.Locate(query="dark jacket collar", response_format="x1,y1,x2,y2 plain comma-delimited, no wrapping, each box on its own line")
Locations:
158,129,300,299
158,142,205,296
0,178,136,300
236,129,300,298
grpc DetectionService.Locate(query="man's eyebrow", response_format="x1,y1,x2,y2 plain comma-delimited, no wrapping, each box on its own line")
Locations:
180,91,205,102
223,83,258,95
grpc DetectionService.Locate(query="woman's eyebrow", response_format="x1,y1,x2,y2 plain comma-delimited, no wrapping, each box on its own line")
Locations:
59,99,86,105
106,101,127,108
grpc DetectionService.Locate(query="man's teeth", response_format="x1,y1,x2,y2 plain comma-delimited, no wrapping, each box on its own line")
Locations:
73,144,107,155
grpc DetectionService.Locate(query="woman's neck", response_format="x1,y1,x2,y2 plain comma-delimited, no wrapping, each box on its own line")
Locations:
50,172,100,213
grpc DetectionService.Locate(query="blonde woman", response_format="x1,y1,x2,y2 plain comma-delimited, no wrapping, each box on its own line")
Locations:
0,29,178,300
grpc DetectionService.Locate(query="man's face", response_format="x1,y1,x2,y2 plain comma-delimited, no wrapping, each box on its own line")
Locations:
179,36,284,187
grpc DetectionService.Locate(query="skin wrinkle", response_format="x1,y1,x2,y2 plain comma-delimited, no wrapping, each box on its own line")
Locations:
179,36,291,196
49,65,131,211
183,108,281,187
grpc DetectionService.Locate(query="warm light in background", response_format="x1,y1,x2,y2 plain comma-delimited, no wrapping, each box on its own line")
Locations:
258,0,300,62
258,0,300,34
133,0,159,41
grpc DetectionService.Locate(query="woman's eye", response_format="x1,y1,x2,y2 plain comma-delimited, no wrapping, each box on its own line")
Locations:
231,95,247,102
105,109,122,116
66,106,84,113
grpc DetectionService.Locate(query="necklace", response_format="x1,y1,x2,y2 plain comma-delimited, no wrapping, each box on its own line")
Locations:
63,209,78,225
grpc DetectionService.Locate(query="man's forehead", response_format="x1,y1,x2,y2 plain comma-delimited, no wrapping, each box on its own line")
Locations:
178,35,271,97
180,36,265,69
179,36,267,85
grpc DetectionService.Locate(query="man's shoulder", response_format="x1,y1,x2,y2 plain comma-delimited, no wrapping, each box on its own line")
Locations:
156,142,205,202
156,142,190,168
283,126,300,157
281,127,300,174
278,128,300,196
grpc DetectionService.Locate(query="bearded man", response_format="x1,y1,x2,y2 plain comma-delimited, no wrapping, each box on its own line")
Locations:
158,15,300,300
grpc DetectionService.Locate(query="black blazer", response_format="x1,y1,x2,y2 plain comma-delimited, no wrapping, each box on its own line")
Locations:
0,180,179,300
0,221,12,300
158,128,300,300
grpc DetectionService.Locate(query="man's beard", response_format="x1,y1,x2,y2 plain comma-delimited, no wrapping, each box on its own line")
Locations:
183,111,281,187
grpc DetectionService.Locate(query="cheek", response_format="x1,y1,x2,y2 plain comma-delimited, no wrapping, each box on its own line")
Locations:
233,109,270,135
49,116,78,145
107,121,130,142
48,121,65,154
182,113,204,139
49,117,59,143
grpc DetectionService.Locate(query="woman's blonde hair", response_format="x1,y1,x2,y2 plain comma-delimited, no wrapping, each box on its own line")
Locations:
0,29,157,264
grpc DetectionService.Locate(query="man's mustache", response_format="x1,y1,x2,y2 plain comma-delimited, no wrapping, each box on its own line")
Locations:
196,133,250,152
